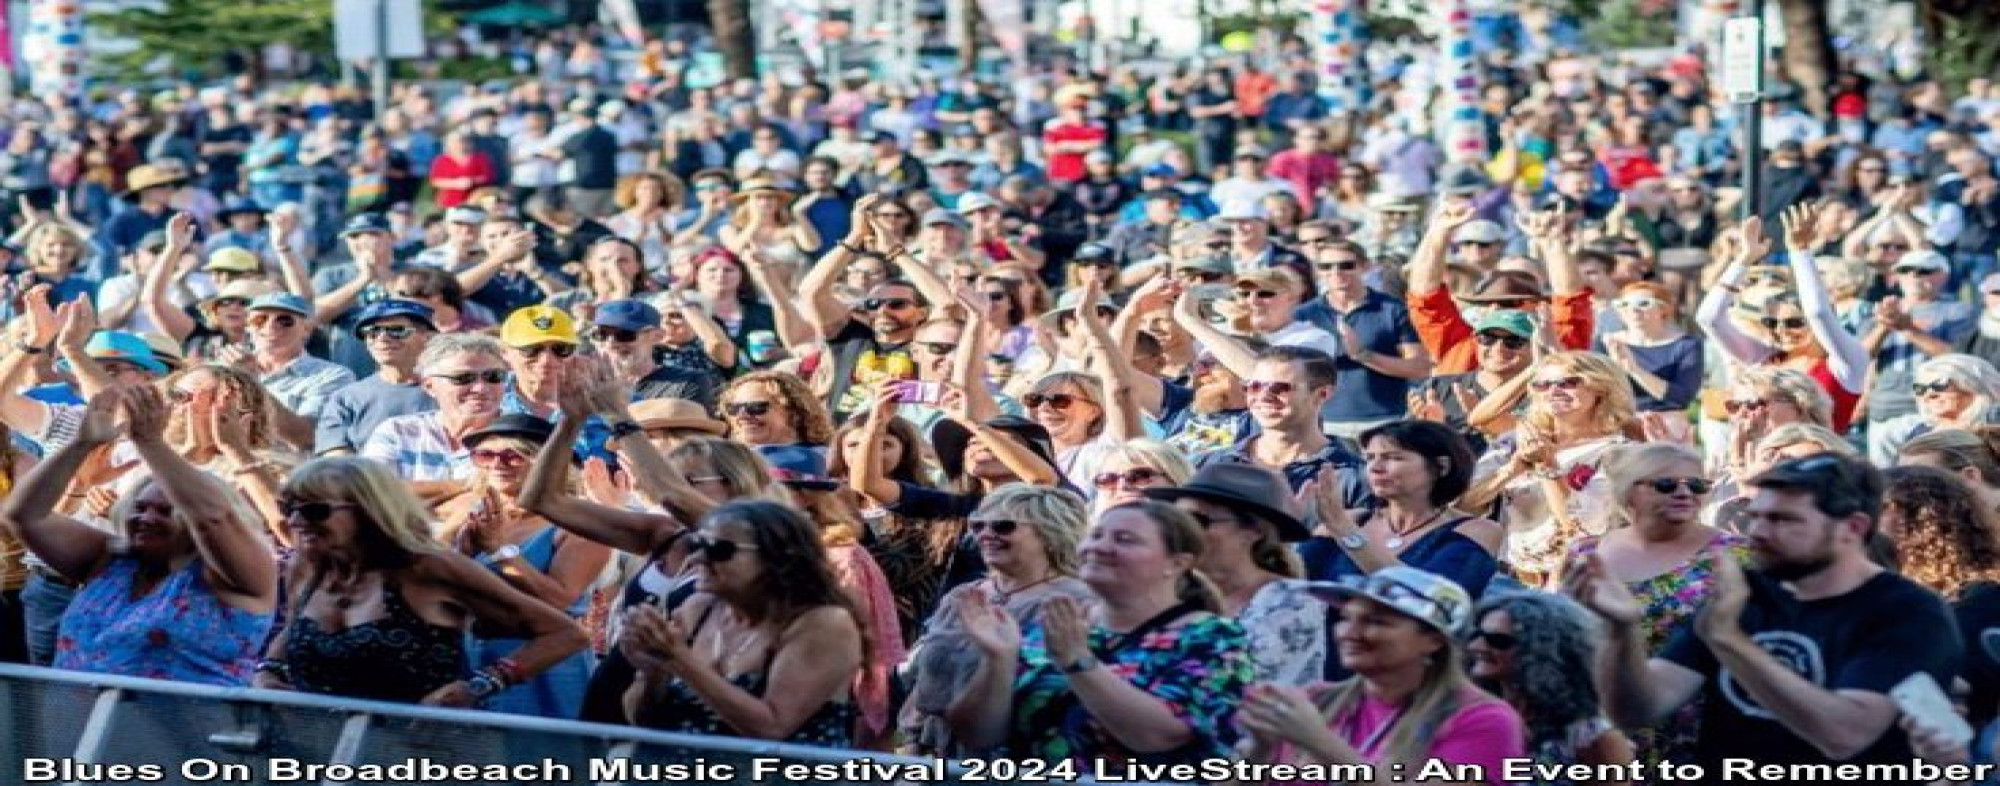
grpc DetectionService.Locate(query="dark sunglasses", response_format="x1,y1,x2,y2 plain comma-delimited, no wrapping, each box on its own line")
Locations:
1760,317,1809,330
1177,269,1225,282
1637,476,1714,494
251,314,299,329
1300,236,1338,247
1244,380,1295,397
471,448,529,468
519,343,578,359
1316,260,1362,272
281,500,357,523
1093,467,1165,489
213,297,250,308
1914,380,1958,395
689,534,757,562
1487,298,1539,310
1203,241,1230,250
968,519,1020,535
1724,398,1768,415
1457,240,1498,248
360,325,418,340
1529,376,1585,392
914,341,956,355
1234,288,1281,300
1894,266,1943,276
432,369,508,386
1023,392,1082,410
725,401,774,417
1470,630,1518,650
864,297,917,312
1475,332,1529,349
592,328,640,343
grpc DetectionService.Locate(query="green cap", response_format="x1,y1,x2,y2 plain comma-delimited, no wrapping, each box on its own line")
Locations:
1473,310,1535,338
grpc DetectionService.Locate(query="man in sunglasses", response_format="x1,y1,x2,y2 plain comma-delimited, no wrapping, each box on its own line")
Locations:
363,333,512,492
591,298,719,411
808,279,931,420
315,299,438,456
498,305,579,423
1862,250,1975,463
1407,201,1591,375
1191,345,1370,510
1576,454,1960,778
246,292,355,451
1294,240,1432,441
1407,311,1534,454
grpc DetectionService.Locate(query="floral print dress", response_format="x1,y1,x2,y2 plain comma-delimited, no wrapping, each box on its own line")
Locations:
1237,579,1327,685
1566,531,1750,767
56,557,273,686
1008,613,1254,770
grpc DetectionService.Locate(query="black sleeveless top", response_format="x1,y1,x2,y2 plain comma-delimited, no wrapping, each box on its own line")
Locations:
632,601,855,745
283,574,469,703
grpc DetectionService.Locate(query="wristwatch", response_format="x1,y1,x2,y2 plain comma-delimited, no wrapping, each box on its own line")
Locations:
1061,655,1101,675
1338,531,1369,551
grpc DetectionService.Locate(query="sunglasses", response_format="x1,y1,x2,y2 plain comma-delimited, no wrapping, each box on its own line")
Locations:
1475,332,1529,349
281,500,357,523
1023,392,1084,410
1615,298,1662,310
968,519,1020,536
913,341,956,356
1093,467,1166,489
1457,240,1498,248
360,325,418,340
168,388,204,405
1470,630,1518,650
1529,376,1585,392
1487,298,1538,310
1636,476,1714,494
1894,266,1942,276
1877,243,1910,251
1316,260,1362,272
518,344,578,359
1914,380,1959,395
592,328,640,343
1177,270,1225,282
213,297,250,308
849,266,888,278
472,448,529,468
1234,288,1281,300
871,211,913,220
1300,236,1338,247
251,314,299,329
982,291,1010,302
1244,380,1295,397
432,369,508,386
864,297,917,312
688,534,757,563
725,401,774,417
1204,241,1230,250
1760,317,1809,330
1724,398,1768,415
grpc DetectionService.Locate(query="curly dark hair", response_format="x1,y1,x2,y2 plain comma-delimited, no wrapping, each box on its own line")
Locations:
1472,592,1605,749
1882,465,2000,599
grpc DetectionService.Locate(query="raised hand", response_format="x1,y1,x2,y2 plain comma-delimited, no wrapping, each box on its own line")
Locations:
74,387,126,446
1560,552,1644,626
119,385,171,445
1295,475,1354,538
53,298,97,357
1778,203,1818,250
1735,215,1772,264
18,284,57,349
1693,547,1750,645
1434,201,1478,232
579,457,629,507
165,212,197,253
1407,386,1447,423
1125,274,1180,315
1041,595,1093,663
269,210,298,251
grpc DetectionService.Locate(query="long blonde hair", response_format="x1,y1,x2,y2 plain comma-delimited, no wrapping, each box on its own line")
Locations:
282,458,442,564
1522,351,1635,441
1315,614,1480,767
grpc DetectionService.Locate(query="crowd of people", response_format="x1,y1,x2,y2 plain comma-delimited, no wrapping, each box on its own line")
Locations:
7,18,2000,785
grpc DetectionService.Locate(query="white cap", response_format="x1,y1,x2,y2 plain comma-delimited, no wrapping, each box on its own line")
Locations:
1216,199,1269,221
957,192,1000,214
1455,220,1506,244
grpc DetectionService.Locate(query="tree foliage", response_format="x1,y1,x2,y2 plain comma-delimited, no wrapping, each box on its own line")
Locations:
90,0,335,79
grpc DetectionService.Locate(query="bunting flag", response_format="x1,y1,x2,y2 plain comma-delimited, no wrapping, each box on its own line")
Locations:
1308,0,1364,116
1436,0,1485,163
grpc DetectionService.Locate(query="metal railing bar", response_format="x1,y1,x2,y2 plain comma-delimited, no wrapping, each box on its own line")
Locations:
595,741,637,786
61,688,124,786
320,713,372,786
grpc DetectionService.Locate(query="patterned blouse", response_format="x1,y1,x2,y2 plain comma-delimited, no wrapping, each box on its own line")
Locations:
1566,530,1750,767
1008,612,1254,770
56,557,273,686
1237,580,1327,685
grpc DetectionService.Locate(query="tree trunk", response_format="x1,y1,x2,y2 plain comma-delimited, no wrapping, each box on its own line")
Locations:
708,0,756,80
1921,0,2000,96
958,0,982,75
1776,0,1835,117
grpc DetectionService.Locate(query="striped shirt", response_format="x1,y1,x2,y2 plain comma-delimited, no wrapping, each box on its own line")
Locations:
359,411,471,482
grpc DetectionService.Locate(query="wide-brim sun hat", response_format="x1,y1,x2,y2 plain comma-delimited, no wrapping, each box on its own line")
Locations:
1303,567,1473,637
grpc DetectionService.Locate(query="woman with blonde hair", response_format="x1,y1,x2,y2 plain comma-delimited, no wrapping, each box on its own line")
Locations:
1599,280,1702,412
900,485,1095,756
17,221,92,307
1716,365,1834,474
1090,440,1194,512
1025,370,1114,492
604,171,686,270
1466,352,1634,588
1873,354,2000,466
158,363,302,540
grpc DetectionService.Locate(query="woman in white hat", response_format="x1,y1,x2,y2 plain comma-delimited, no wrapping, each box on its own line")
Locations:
719,176,820,278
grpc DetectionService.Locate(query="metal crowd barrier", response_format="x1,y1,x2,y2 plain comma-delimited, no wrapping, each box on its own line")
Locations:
0,663,1110,786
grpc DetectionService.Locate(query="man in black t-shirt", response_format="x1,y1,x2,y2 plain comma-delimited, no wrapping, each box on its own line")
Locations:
1572,454,1961,783
561,99,620,219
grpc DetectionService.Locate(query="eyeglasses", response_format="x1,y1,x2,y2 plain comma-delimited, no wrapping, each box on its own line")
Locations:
913,341,955,356
1234,288,1281,300
250,314,299,329
1244,380,1295,397
1858,166,1888,174
1300,236,1338,247
1203,241,1230,250
281,500,357,523
432,369,508,386
871,211,913,220
685,475,727,485
518,343,578,359
1894,266,1942,276
968,518,1020,535
1023,392,1083,410
213,297,250,308
1177,270,1225,282
1760,317,1809,330
1636,476,1714,494
1724,398,1768,415
1914,380,1959,395
1316,260,1362,272
688,534,758,563
472,448,529,468
1457,240,1498,248
360,325,419,340
1615,298,1662,310
981,291,1010,303
1475,332,1529,349
1470,630,1518,650
864,297,917,312
1529,376,1586,392
725,401,774,417
1093,468,1166,489
1877,243,1910,252
592,328,640,343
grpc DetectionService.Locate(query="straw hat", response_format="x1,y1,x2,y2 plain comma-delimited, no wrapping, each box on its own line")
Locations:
122,162,190,198
628,398,728,435
730,176,795,205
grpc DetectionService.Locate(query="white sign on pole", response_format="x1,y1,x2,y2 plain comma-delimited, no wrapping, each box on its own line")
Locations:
335,0,426,62
1721,17,1763,104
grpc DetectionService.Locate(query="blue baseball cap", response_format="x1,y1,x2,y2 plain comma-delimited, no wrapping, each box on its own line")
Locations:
352,299,436,336
1142,163,1180,178
593,299,661,332
249,292,312,317
756,444,839,491
339,213,393,238
84,331,169,376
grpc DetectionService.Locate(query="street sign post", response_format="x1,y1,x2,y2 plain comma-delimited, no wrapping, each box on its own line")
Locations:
335,0,425,118
1721,17,1764,103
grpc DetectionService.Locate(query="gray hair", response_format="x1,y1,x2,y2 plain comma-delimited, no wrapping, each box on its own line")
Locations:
1918,354,2000,424
973,484,1088,577
1472,592,1604,748
416,332,507,376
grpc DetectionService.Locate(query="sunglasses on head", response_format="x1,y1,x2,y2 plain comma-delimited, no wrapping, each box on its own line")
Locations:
1724,398,1768,415
592,327,640,343
725,401,773,417
1637,476,1713,494
1760,317,1809,330
1475,332,1529,349
433,369,508,386
360,324,418,340
519,343,578,359
864,297,916,312
1914,380,1958,395
1023,392,1083,410
1244,379,1295,397
1316,260,1362,272
281,500,357,523
688,534,757,562
251,314,299,329
1093,467,1166,489
471,448,529,468
1529,376,1585,392
968,518,1020,535
1470,630,1518,650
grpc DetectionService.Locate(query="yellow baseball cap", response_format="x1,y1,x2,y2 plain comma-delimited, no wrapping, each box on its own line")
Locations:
500,305,579,347
205,247,262,273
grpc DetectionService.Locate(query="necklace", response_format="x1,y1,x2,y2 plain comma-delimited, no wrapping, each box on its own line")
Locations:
1383,508,1448,550
989,574,1057,604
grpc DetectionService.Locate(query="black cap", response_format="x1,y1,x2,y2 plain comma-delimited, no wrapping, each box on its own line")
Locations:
462,413,555,447
1072,243,1116,265
931,416,1057,479
340,212,394,237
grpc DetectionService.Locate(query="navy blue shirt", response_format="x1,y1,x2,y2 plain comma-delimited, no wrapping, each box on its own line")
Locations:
1193,433,1374,510
1294,291,1419,423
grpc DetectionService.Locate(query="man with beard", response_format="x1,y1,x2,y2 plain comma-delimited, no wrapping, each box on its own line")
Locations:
1571,454,1961,782
588,299,718,410
1407,310,1535,454
362,333,511,495
817,280,930,420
